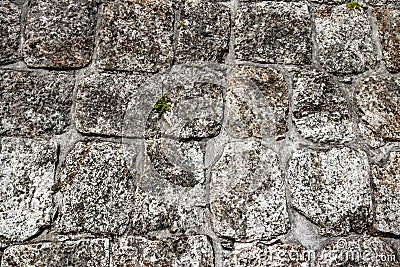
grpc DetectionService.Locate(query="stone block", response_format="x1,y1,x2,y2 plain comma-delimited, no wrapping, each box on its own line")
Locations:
209,140,289,242
355,75,400,148
55,141,137,235
292,70,354,143
288,146,372,236
23,0,97,68
75,72,148,136
97,0,174,72
111,235,213,266
226,66,289,139
235,2,312,65
372,152,400,235
375,8,400,73
0,70,74,137
0,138,57,242
315,4,377,74
1,239,109,267
0,1,21,64
175,0,230,63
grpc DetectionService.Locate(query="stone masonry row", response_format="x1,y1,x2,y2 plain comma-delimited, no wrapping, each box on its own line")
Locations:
1,0,400,73
1,0,400,266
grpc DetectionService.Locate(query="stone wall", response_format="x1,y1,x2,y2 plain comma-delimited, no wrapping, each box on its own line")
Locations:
1,0,400,266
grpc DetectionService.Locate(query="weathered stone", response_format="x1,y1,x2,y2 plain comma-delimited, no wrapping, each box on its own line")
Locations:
355,76,400,148
55,141,137,235
0,138,57,242
372,152,400,235
292,70,354,143
315,5,377,74
226,242,311,267
0,70,74,137
226,66,289,139
76,72,148,136
0,1,21,64
235,2,312,65
288,146,372,236
124,64,225,139
146,138,205,187
131,186,205,235
1,239,110,267
209,140,289,242
375,8,400,73
111,235,213,266
175,0,230,63
316,237,398,266
23,0,97,68
97,0,174,72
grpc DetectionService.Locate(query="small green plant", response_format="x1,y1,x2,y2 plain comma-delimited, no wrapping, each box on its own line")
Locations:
294,71,302,77
154,94,172,116
177,21,185,29
346,2,361,12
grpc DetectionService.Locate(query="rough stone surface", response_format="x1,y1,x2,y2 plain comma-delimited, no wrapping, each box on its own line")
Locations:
375,8,400,73
23,0,97,68
372,152,400,235
131,186,205,235
235,2,312,65
97,0,174,72
175,0,230,63
315,5,377,74
316,237,399,266
288,146,373,236
0,138,57,242
0,70,74,137
55,141,137,235
76,72,147,136
292,70,354,143
209,140,289,242
111,235,213,266
146,138,205,187
1,239,110,267
124,64,225,139
0,1,21,64
225,242,311,267
226,66,289,139
355,75,400,147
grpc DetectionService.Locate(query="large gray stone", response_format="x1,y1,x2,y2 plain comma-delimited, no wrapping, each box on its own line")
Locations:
75,72,148,136
209,140,289,242
1,239,110,267
55,141,137,235
288,146,373,236
0,70,74,137
226,66,289,139
0,138,57,242
355,75,400,148
316,237,398,266
0,1,21,64
225,242,311,267
175,0,230,63
131,186,205,235
292,70,354,143
375,8,400,73
146,138,205,187
372,152,400,235
97,0,174,72
111,235,213,266
23,0,97,68
124,64,225,139
235,2,312,65
315,4,377,74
